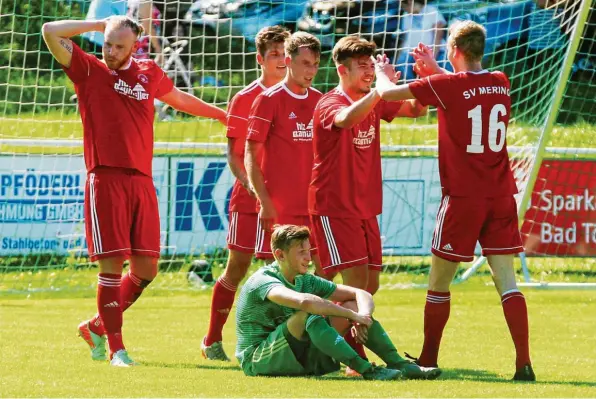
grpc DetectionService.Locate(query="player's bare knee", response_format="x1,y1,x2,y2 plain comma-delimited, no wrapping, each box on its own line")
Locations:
129,256,158,280
286,311,309,339
97,256,127,274
329,316,351,336
221,269,245,287
223,250,252,285
340,300,358,312
329,300,358,335
367,282,380,295
487,255,517,295
366,270,380,295
429,255,459,291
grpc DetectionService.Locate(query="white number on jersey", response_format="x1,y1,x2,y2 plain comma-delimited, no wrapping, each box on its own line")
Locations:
466,103,507,154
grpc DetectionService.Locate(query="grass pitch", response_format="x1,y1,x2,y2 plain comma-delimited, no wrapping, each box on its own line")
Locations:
0,112,594,157
1,281,595,398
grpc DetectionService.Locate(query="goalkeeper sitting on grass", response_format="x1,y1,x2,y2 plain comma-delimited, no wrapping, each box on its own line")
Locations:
234,224,441,380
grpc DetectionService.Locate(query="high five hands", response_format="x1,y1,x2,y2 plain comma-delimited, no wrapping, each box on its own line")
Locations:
411,43,442,77
373,54,401,84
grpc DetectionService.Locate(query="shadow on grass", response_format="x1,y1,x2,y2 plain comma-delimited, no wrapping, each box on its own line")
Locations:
142,361,241,371
141,363,596,387
442,368,596,387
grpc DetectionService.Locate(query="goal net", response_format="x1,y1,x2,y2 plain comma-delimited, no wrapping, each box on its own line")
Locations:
0,0,594,293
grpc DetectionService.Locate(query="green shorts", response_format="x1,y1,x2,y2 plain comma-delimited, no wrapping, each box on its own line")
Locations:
241,321,340,377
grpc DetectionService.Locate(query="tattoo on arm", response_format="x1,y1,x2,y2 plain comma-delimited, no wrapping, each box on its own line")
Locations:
59,39,73,53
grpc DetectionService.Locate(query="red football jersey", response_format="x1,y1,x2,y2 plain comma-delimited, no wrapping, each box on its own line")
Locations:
226,80,266,213
409,71,518,197
247,83,322,216
62,43,174,177
308,87,403,219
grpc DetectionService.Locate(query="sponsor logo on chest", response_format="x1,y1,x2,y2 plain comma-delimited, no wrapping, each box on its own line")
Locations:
292,118,314,142
113,79,149,101
353,125,376,148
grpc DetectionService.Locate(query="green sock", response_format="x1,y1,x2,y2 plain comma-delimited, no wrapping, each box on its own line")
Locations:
305,315,372,374
364,320,406,367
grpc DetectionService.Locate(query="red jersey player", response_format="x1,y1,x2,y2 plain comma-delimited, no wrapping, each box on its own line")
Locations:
42,16,226,366
201,26,290,361
245,32,323,269
309,36,427,376
374,21,534,381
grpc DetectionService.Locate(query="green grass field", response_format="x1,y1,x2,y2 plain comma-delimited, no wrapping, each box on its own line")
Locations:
1,281,595,398
1,112,595,157
1,98,595,398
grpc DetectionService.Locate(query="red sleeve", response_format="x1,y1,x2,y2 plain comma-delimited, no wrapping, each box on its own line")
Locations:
318,94,348,131
376,100,403,122
226,94,250,139
155,66,175,97
247,93,275,143
61,43,96,84
408,74,452,109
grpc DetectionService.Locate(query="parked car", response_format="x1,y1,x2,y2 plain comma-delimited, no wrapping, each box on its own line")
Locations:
184,0,308,41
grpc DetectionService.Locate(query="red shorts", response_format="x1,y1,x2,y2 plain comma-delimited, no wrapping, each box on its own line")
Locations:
227,212,258,254
255,215,317,260
431,195,524,262
85,167,160,262
310,215,382,273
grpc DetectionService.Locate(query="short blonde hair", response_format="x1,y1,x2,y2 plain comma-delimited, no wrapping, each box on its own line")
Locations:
332,35,377,67
271,224,310,252
448,20,486,63
284,32,321,58
106,16,144,39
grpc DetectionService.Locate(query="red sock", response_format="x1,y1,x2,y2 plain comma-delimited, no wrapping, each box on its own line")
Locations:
88,313,105,336
121,271,151,311
418,290,450,367
501,289,531,369
87,272,151,336
344,330,367,360
204,277,237,346
97,273,125,355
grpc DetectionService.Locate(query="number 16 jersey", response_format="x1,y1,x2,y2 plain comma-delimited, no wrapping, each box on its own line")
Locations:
408,71,518,198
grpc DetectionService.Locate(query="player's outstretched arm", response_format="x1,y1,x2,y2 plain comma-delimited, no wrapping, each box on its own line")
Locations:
267,286,372,326
374,56,416,102
333,89,381,129
411,43,449,77
158,88,227,124
42,20,106,67
333,55,400,129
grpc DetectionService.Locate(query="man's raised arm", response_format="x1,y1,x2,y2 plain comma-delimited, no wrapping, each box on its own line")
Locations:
374,55,417,103
333,55,402,129
333,90,382,129
42,20,105,67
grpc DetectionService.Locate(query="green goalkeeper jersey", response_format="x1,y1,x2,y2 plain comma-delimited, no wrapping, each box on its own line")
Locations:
235,262,337,367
